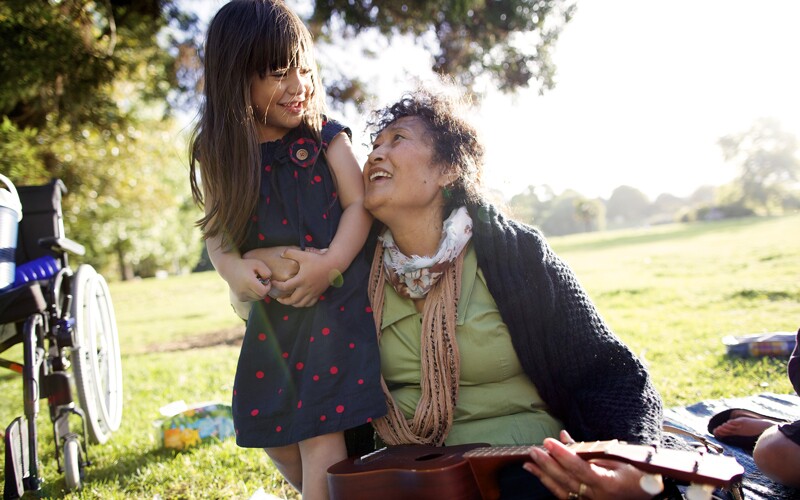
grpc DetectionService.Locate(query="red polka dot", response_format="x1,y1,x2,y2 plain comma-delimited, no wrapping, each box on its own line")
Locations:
258,333,266,341
283,315,289,321
322,327,330,336
266,196,270,204
358,379,364,385
320,415,327,421
295,362,304,370
276,426,282,432
349,343,355,349
293,171,298,179
314,175,322,182
282,219,288,225
332,191,338,198
365,306,373,313
340,306,345,311
258,233,265,241
251,215,258,222
251,409,259,417
233,389,237,395
310,336,315,342
313,375,320,381
305,234,313,242
322,213,328,219
367,417,372,423
330,366,338,375
282,352,289,358
265,165,272,172
264,296,272,303
319,295,326,301
256,371,264,379
297,401,303,409
336,405,345,414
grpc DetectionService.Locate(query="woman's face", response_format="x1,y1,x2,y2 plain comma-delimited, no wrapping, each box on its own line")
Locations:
363,116,450,220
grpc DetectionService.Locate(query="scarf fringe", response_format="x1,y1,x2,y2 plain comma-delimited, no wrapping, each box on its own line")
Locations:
368,241,465,446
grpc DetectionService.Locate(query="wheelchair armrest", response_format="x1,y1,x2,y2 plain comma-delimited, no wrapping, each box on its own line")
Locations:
39,236,86,256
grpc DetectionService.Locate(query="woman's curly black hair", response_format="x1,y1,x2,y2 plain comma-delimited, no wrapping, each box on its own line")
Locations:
367,88,486,218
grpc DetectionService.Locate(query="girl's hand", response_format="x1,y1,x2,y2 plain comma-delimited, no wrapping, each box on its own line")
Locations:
523,431,660,500
272,247,334,307
242,246,300,282
227,257,272,302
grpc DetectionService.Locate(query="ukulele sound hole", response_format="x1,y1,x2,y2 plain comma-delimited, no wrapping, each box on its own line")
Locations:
416,453,445,461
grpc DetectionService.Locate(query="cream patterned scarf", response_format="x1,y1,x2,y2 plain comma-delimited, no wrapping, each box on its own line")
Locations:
368,207,472,446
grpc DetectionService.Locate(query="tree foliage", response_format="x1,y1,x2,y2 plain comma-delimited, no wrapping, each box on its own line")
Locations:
309,0,576,103
605,185,651,228
0,0,202,279
719,118,800,214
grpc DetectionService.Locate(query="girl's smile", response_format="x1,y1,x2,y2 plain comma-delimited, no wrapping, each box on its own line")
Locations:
251,67,313,142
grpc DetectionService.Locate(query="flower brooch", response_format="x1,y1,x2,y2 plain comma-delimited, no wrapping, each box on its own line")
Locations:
288,138,320,168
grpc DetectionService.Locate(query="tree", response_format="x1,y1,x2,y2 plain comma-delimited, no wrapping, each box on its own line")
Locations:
573,196,604,233
605,185,651,228
508,184,556,226
539,189,584,236
0,0,202,279
719,118,800,214
309,0,576,104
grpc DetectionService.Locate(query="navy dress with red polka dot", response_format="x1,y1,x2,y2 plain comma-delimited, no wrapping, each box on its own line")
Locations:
232,119,386,448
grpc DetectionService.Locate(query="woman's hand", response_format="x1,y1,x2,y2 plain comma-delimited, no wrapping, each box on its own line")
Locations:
523,431,660,500
272,247,335,307
242,246,300,282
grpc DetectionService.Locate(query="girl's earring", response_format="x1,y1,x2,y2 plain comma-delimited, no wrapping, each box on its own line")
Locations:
245,105,254,120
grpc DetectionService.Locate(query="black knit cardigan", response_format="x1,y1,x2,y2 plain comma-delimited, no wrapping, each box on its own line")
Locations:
466,203,663,445
353,203,664,452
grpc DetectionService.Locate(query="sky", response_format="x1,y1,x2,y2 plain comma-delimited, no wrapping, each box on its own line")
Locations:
187,0,800,200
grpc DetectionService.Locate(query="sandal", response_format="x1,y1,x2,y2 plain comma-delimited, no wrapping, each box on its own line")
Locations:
707,408,789,453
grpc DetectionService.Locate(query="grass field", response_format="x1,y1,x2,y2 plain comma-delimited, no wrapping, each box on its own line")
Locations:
1,214,798,498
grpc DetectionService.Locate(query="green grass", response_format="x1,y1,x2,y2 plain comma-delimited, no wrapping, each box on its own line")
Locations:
1,214,799,498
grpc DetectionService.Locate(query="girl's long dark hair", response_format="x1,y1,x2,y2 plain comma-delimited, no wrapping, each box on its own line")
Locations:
189,0,325,249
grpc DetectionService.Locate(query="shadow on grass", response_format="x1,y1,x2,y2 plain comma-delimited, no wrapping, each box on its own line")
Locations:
127,325,245,355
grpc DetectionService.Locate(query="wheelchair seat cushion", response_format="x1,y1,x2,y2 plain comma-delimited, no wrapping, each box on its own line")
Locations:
0,281,46,325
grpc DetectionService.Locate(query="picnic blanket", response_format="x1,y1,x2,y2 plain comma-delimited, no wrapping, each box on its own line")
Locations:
664,393,800,499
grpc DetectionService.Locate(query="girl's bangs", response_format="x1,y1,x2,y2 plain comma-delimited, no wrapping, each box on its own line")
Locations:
251,19,314,75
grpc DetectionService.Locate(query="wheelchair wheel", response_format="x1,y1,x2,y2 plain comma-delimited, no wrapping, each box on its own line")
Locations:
71,264,123,445
62,435,83,491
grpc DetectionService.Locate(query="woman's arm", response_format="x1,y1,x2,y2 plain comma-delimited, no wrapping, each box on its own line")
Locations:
278,131,372,307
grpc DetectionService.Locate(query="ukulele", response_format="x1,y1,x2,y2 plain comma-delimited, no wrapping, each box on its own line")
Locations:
326,440,745,500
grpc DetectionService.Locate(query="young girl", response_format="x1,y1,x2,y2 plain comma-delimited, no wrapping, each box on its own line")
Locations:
189,1,386,498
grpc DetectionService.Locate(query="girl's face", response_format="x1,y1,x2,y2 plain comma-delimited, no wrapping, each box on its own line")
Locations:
363,116,450,223
250,66,313,142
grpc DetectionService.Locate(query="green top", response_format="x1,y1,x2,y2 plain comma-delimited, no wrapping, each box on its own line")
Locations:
378,245,563,446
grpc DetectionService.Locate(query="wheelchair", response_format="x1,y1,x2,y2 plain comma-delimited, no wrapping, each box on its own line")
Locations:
0,179,123,497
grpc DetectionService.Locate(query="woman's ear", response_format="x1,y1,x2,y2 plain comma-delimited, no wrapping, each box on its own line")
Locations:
438,170,458,188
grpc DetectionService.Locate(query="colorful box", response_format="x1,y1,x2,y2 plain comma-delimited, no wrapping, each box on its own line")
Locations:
157,401,235,451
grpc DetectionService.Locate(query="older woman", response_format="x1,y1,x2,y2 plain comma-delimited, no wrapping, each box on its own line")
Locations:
358,88,665,500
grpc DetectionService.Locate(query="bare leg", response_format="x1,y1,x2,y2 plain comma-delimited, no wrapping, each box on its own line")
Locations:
265,444,303,492
753,424,800,488
298,431,347,500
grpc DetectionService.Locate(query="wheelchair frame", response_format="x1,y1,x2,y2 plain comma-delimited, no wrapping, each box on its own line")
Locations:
0,179,123,498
